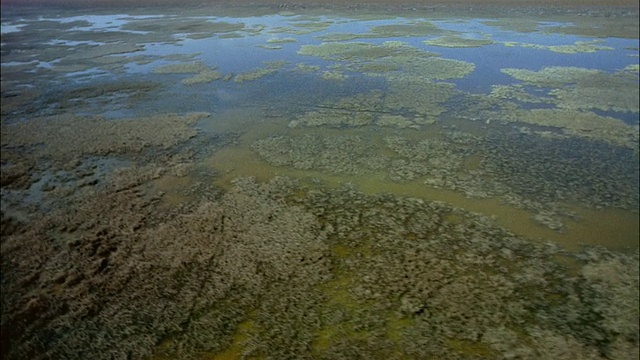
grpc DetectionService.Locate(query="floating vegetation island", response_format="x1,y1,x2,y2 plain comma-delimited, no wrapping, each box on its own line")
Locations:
1,3,638,360
502,40,614,53
425,35,495,48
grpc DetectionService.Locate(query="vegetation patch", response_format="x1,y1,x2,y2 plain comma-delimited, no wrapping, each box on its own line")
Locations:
425,35,494,48
0,113,207,161
503,40,614,54
502,66,640,113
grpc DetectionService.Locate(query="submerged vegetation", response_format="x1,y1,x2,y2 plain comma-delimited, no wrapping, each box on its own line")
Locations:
1,3,638,360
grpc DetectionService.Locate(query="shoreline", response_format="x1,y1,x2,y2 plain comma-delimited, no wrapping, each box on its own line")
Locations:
2,1,638,25
1,0,639,9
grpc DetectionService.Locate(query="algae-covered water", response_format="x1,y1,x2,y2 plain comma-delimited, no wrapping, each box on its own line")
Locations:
1,4,638,360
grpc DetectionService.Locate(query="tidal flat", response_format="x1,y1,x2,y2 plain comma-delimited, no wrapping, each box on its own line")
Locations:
1,3,639,359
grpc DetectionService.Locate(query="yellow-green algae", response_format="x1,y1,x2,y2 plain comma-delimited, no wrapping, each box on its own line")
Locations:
500,108,638,149
287,14,322,22
298,41,474,81
365,42,475,81
425,35,494,48
297,41,428,62
542,16,639,39
395,56,475,80
153,62,223,85
317,32,381,42
267,37,296,44
370,21,448,37
62,43,144,62
268,21,332,35
481,18,542,33
546,41,614,54
321,70,347,81
233,61,287,83
297,41,472,125
623,64,640,74
292,21,333,31
163,53,201,62
452,90,638,149
502,40,614,54
377,114,421,128
91,55,155,66
346,62,400,73
384,79,457,120
181,69,223,85
258,44,283,50
489,84,555,104
502,66,640,113
294,63,321,73
289,109,374,128
317,21,450,42
218,32,244,39
0,113,207,160
483,15,636,39
121,19,246,37
50,63,92,73
234,68,279,83
265,60,288,68
501,66,601,87
205,319,255,360
550,85,639,113
289,82,453,129
153,62,208,74
332,89,385,112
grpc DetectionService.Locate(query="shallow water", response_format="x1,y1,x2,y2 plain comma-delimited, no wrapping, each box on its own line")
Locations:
1,4,639,360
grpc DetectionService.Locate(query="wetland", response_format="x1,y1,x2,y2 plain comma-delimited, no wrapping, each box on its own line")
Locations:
1,2,638,359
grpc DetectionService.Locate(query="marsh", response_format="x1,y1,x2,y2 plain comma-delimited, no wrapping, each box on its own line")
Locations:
1,1,638,359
